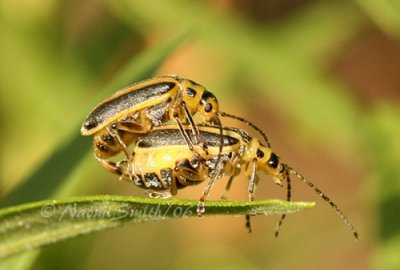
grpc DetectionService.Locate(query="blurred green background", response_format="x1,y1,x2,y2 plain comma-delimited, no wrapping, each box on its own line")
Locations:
1,0,400,269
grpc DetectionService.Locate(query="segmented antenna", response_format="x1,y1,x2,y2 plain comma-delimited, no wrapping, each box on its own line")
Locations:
275,171,291,237
219,111,271,148
287,166,359,240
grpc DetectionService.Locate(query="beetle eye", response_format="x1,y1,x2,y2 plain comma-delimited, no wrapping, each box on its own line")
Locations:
204,103,212,113
278,164,285,173
256,149,264,158
267,153,279,169
200,91,217,113
186,88,196,98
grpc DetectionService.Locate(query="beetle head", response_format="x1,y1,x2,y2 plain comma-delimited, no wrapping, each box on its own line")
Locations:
255,146,286,186
180,79,220,123
198,90,219,123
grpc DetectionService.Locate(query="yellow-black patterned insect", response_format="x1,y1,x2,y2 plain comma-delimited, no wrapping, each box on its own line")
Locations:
81,76,271,181
81,75,222,179
111,125,358,239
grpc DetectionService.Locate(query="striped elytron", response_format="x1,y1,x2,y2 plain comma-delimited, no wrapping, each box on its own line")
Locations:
109,124,358,239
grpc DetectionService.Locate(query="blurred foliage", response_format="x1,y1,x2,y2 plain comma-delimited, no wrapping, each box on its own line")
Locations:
0,29,186,207
1,0,400,269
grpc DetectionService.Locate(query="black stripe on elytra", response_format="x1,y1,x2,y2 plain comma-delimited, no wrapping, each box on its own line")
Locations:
137,128,239,148
84,82,176,130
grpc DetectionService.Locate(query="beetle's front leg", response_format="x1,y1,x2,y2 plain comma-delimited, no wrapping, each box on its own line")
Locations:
220,166,241,200
243,159,258,233
170,94,204,152
180,101,202,146
197,152,228,216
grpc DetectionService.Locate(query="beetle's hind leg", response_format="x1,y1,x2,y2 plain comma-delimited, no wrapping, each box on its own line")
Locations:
106,126,139,182
99,158,142,187
95,156,123,176
95,157,140,185
145,190,173,199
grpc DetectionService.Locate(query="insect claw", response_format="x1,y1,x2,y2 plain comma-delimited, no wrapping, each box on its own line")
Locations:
273,177,283,187
145,191,172,199
197,200,206,217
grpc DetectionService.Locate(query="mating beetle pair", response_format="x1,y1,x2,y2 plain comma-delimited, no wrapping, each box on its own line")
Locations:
81,76,221,180
81,75,358,239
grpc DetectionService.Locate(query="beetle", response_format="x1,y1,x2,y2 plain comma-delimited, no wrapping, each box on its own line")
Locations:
109,125,358,239
81,75,222,179
81,75,271,180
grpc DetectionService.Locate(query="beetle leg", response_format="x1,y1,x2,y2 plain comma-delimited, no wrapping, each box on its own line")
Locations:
220,151,242,200
220,175,235,201
174,152,205,184
95,156,141,187
175,166,204,184
181,101,202,145
174,153,207,197
171,94,203,154
106,126,137,182
220,166,241,200
107,159,142,186
181,101,211,157
275,171,291,237
170,172,178,196
95,156,123,176
244,159,258,233
145,190,172,199
113,113,153,134
247,159,258,202
173,114,195,151
197,164,224,217
197,139,228,216
170,156,203,196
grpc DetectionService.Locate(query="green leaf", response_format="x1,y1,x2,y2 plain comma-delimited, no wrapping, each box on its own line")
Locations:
0,32,187,208
0,196,314,258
